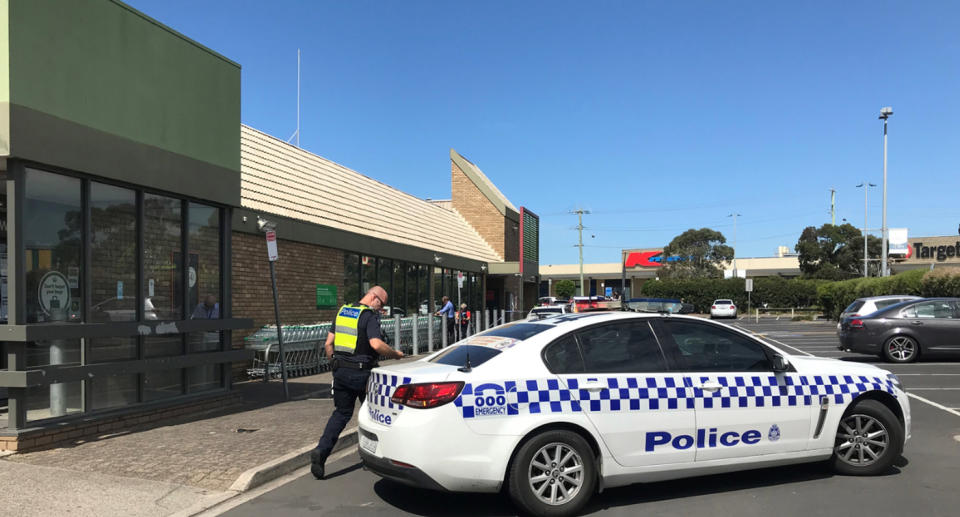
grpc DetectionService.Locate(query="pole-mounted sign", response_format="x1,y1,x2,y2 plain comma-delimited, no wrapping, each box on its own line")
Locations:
265,230,279,261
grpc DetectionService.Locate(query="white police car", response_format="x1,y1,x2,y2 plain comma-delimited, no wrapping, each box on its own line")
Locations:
358,312,910,516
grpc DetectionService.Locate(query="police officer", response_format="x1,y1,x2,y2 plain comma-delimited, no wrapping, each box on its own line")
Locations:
311,285,403,479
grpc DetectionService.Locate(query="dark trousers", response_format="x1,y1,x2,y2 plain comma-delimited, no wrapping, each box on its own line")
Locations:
315,367,371,460
445,317,455,344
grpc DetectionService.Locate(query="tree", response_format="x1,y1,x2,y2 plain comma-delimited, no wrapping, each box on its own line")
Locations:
554,279,576,299
795,223,880,279
660,228,734,279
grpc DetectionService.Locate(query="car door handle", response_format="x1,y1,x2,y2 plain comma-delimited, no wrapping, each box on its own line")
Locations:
699,382,723,392
911,321,924,326
580,381,607,392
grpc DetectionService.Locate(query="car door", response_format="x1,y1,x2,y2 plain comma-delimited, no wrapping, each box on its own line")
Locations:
657,319,814,462
900,300,960,351
543,321,697,467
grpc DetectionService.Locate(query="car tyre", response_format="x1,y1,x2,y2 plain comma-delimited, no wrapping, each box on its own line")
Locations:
507,430,597,517
830,399,903,476
882,335,919,363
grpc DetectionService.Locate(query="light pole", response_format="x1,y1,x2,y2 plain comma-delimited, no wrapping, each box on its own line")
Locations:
572,209,590,296
728,213,741,277
879,107,893,276
856,182,876,277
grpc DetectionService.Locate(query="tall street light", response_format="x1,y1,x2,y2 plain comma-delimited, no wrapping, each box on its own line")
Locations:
571,209,590,296
728,213,741,277
856,182,876,277
879,106,893,276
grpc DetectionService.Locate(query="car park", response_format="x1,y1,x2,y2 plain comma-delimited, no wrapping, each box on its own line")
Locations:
838,297,960,363
359,312,910,516
710,299,737,319
836,295,922,332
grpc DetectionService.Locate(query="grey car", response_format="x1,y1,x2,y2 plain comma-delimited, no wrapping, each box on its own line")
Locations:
838,297,960,362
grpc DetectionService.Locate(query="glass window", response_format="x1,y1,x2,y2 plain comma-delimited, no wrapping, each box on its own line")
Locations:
27,380,83,421
144,335,182,358
429,345,501,367
24,169,82,323
26,339,81,368
543,335,585,373
188,331,221,353
144,368,183,401
187,203,221,320
188,364,222,393
143,194,183,320
844,300,865,313
405,263,419,316
361,256,375,294
393,261,405,315
90,374,138,410
89,336,137,363
90,183,136,323
432,267,442,312
576,322,666,373
419,265,429,315
343,254,359,305
665,320,771,372
377,258,392,295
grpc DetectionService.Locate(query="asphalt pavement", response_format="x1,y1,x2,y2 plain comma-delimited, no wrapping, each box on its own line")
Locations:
219,319,960,517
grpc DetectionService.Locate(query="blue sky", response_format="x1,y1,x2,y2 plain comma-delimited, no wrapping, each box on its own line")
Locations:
127,0,959,265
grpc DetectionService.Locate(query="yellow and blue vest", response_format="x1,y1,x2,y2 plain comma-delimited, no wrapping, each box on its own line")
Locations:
334,303,373,355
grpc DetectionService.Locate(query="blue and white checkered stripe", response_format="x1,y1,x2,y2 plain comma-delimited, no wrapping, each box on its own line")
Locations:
367,372,412,411
454,374,895,419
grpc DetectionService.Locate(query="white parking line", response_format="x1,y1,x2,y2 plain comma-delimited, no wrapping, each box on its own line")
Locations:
907,393,960,418
905,388,960,391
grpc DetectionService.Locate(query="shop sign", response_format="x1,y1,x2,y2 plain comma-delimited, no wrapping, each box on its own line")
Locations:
39,271,71,316
316,284,338,309
889,228,909,255
912,241,960,262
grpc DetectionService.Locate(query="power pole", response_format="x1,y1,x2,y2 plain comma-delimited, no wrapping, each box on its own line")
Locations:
572,209,590,296
830,188,836,226
879,107,893,277
727,213,741,277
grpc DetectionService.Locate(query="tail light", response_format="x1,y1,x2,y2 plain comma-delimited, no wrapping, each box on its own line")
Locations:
391,382,465,409
849,319,864,329
730,305,736,310
712,306,717,309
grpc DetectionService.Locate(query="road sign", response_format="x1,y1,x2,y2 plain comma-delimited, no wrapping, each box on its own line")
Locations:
265,230,278,261
457,272,464,288
745,278,753,292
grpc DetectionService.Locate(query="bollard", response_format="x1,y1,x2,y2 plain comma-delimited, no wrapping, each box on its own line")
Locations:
756,308,759,324
441,316,448,348
791,308,795,319
394,314,401,352
427,315,434,353
485,309,490,330
412,316,419,356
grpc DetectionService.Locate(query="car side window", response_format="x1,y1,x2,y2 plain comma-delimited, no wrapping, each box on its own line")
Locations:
904,301,955,319
664,320,772,372
575,322,667,373
543,335,585,374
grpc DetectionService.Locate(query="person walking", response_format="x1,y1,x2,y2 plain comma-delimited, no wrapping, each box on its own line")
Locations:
434,295,456,345
457,303,471,340
311,285,403,479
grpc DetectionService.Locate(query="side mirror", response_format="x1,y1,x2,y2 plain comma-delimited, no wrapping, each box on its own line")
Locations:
772,354,789,372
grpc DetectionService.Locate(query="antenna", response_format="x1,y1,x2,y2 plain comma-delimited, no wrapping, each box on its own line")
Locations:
287,48,301,147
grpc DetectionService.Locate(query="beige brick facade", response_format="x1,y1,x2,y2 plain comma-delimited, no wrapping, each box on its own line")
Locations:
451,161,508,258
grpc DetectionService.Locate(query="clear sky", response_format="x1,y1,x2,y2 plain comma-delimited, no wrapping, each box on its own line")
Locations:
127,0,959,265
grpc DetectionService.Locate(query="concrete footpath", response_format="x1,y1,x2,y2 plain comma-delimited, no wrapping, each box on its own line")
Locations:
0,356,418,517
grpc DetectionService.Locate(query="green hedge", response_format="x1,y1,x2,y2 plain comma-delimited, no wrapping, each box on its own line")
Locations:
640,268,960,319
639,277,825,314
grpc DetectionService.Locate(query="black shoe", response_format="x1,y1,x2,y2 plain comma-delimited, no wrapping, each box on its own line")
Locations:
310,448,328,480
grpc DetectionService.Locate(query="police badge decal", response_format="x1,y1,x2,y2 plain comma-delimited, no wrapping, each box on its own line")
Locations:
768,424,781,442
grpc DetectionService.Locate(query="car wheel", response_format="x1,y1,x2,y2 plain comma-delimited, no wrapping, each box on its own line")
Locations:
831,399,903,476
507,430,597,517
883,335,919,363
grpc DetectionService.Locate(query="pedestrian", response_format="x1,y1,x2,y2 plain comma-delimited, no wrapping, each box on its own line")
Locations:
311,285,403,479
457,303,471,340
434,295,455,345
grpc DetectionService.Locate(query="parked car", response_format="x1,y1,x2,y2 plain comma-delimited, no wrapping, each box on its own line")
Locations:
90,296,159,321
526,304,572,320
836,295,922,331
838,297,960,363
626,298,683,314
710,299,737,319
537,296,559,306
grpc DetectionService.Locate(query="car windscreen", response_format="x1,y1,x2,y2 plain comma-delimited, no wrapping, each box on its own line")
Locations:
429,345,502,367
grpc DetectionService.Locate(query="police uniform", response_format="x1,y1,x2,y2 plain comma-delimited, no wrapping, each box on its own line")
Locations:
311,303,382,478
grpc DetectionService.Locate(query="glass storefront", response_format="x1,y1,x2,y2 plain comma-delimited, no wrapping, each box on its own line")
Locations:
1,166,233,427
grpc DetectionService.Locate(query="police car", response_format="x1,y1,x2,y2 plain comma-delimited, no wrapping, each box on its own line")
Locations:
358,312,910,516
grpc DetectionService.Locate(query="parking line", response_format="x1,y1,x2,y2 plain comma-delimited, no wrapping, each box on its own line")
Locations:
905,388,960,391
907,393,960,418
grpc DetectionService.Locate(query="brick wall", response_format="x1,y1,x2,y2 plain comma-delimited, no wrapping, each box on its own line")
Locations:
450,161,506,257
231,232,344,342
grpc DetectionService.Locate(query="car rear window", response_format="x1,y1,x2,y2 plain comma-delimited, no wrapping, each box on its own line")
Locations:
715,300,733,305
532,308,562,314
476,322,555,340
429,345,502,367
844,300,865,313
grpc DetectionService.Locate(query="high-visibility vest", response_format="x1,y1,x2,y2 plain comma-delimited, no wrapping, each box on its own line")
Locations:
334,303,372,355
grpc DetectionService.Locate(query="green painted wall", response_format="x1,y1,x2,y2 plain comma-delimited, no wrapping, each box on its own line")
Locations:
6,0,239,172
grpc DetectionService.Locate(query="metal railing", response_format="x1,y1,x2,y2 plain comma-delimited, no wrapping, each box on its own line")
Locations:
244,309,520,380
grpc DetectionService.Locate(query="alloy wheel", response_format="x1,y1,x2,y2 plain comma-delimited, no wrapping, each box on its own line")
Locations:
887,336,916,361
527,442,585,506
835,413,889,467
